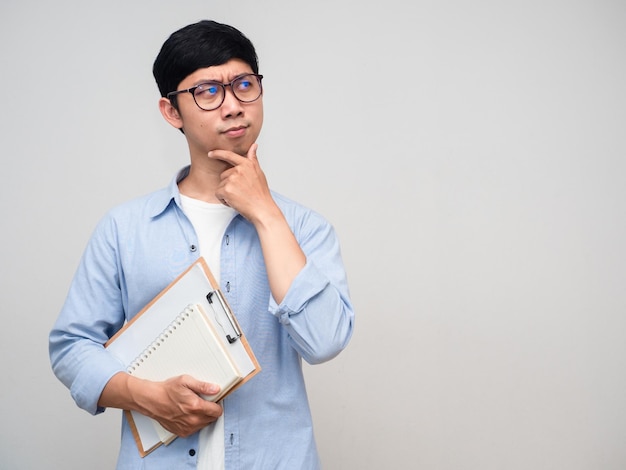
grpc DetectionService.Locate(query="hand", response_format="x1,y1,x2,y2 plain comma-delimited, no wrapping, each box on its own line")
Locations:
208,143,306,303
133,375,222,438
208,144,281,224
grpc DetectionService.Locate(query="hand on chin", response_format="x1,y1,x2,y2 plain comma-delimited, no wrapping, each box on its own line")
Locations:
217,142,252,158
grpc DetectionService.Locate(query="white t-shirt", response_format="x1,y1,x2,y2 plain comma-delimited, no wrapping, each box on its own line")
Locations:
180,194,237,470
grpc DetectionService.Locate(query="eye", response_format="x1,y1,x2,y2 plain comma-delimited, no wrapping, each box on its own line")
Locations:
195,83,220,98
235,77,254,92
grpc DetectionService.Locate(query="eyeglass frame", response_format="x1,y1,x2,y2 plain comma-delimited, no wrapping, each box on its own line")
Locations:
166,73,264,111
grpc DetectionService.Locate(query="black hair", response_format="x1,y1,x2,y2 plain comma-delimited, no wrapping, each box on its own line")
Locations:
153,20,259,101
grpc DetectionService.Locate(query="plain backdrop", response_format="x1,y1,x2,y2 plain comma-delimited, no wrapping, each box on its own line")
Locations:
1,1,625,468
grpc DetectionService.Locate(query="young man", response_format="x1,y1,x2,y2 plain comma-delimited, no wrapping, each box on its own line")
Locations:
49,20,354,469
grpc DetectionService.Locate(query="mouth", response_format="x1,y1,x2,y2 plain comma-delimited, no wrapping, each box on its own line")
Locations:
222,125,248,138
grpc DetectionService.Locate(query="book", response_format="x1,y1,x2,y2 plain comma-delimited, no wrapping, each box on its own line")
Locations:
105,258,261,457
125,303,241,444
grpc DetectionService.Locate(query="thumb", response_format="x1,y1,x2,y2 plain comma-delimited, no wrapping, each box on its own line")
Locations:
186,377,220,396
247,143,259,161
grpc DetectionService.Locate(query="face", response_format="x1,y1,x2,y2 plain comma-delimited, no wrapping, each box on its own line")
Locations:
160,59,264,158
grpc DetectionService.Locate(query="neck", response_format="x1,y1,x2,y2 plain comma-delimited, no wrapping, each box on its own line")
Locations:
178,159,229,203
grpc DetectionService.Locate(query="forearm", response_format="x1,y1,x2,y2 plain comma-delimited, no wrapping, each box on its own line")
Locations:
253,202,355,363
98,372,153,414
253,207,306,304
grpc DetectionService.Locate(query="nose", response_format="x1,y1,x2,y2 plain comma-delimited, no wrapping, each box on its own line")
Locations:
220,85,244,118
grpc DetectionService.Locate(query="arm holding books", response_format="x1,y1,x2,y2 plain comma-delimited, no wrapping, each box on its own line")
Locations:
98,372,222,438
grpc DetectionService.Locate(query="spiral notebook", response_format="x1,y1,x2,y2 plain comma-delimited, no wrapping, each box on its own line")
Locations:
105,258,260,457
125,303,241,444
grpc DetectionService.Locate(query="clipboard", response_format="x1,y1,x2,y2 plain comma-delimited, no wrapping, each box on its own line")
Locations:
105,257,260,457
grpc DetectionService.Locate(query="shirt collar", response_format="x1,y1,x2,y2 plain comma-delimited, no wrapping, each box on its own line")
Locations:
146,166,190,218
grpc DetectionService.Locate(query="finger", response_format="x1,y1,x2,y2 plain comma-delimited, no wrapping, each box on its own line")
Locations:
247,143,259,162
207,149,246,166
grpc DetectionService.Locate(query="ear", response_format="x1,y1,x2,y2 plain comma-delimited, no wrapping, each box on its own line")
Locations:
158,97,184,130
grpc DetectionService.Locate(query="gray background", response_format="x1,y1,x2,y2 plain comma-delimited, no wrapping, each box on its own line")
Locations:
1,0,625,468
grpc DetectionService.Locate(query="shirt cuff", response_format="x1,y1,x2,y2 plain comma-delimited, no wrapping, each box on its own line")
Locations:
268,261,329,324
70,352,126,415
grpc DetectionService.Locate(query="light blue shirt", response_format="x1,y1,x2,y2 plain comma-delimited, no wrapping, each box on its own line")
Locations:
49,167,354,469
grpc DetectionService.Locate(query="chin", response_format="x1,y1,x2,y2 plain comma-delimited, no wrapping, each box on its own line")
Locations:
233,143,252,157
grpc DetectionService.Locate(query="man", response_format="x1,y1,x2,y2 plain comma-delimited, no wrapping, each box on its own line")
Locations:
49,20,354,469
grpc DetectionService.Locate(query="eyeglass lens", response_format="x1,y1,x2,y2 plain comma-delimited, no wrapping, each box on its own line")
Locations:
194,74,262,110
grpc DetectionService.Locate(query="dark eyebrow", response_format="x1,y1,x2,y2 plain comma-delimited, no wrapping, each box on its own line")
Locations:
192,73,253,87
192,79,221,87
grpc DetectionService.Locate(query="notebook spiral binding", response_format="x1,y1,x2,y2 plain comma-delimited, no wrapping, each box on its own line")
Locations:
126,304,195,374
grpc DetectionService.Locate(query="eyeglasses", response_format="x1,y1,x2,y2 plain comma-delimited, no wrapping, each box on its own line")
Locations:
167,73,264,111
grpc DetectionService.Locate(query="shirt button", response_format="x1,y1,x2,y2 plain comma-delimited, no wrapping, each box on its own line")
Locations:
225,281,231,292
190,244,197,252
189,448,196,456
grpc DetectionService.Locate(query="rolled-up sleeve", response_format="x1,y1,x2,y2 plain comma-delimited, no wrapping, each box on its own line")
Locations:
49,214,127,415
269,211,354,364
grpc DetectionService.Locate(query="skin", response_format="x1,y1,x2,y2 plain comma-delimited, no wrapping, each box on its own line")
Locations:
98,59,306,437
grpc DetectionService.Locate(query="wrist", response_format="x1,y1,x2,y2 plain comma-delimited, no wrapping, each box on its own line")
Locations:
249,203,285,231
99,372,155,415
